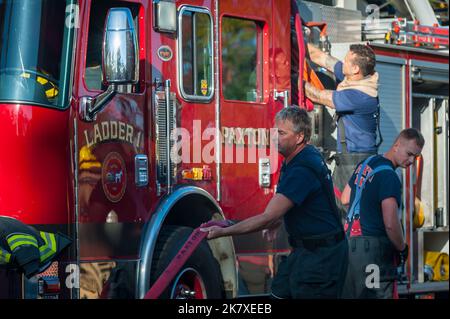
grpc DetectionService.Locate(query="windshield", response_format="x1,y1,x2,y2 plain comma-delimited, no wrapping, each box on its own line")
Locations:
0,0,75,108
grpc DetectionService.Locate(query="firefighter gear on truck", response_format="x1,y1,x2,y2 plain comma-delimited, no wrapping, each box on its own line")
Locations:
0,216,71,278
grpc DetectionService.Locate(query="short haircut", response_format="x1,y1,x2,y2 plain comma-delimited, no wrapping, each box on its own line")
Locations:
349,44,376,77
395,128,425,148
275,106,312,142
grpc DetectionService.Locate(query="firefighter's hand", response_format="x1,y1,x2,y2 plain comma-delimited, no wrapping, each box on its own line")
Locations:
200,225,224,239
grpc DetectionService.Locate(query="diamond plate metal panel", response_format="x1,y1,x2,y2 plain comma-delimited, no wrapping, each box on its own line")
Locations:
297,1,362,43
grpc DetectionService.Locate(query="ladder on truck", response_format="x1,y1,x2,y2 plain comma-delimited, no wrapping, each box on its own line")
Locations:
386,18,449,49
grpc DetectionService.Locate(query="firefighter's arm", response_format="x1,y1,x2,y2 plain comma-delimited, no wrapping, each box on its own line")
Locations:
304,82,335,108
382,197,406,252
307,43,339,72
201,194,293,239
341,183,351,206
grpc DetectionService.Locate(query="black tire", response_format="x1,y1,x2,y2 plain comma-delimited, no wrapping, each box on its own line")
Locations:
150,225,224,299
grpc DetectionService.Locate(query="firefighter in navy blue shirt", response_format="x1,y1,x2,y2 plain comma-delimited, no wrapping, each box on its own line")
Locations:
201,107,348,299
340,128,424,298
304,44,380,220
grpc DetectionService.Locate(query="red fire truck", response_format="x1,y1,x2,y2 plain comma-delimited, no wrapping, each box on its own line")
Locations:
0,0,308,299
1,0,448,299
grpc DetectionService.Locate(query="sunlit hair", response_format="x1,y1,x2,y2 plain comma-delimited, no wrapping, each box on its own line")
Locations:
349,44,376,76
275,106,312,142
395,128,425,148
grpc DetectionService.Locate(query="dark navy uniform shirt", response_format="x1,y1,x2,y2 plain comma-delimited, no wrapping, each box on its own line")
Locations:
347,155,402,237
276,145,341,238
332,61,378,153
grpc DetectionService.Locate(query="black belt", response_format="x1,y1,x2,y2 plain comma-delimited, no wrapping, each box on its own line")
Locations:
289,231,345,250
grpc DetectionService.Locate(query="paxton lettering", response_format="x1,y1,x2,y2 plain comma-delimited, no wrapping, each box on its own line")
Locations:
221,127,270,147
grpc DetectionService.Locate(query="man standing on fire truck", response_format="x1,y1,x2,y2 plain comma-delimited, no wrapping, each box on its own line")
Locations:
340,128,424,298
304,44,380,219
201,107,348,299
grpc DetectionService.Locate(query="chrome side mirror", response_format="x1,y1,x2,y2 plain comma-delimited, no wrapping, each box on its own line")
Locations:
103,8,139,84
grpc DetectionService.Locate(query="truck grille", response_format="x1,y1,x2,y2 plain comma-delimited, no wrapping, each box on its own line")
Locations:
154,90,177,186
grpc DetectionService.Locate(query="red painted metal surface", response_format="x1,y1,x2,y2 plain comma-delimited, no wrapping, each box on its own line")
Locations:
372,45,448,64
219,0,290,223
1,0,296,263
172,0,218,201
405,63,412,289
0,104,71,225
73,0,151,259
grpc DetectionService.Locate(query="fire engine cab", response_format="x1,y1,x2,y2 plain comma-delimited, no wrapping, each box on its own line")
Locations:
0,0,448,299
0,0,299,299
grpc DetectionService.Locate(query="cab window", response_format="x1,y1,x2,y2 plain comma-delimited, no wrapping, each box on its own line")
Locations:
222,17,263,103
178,6,213,101
0,0,75,109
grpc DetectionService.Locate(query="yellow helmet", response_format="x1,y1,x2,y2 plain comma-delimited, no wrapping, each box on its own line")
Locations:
413,197,425,229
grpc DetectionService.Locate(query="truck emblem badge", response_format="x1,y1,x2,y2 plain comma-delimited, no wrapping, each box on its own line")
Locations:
102,152,127,203
157,45,173,62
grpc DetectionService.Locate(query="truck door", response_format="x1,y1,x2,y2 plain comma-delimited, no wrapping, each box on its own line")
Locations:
171,2,217,198
73,0,148,298
218,0,290,228
218,0,291,295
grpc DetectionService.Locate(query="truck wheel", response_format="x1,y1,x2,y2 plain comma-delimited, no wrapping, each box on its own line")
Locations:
150,225,224,299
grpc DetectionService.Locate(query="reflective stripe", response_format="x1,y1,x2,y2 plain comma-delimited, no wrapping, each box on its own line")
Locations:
6,233,39,251
0,247,12,264
39,232,57,263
